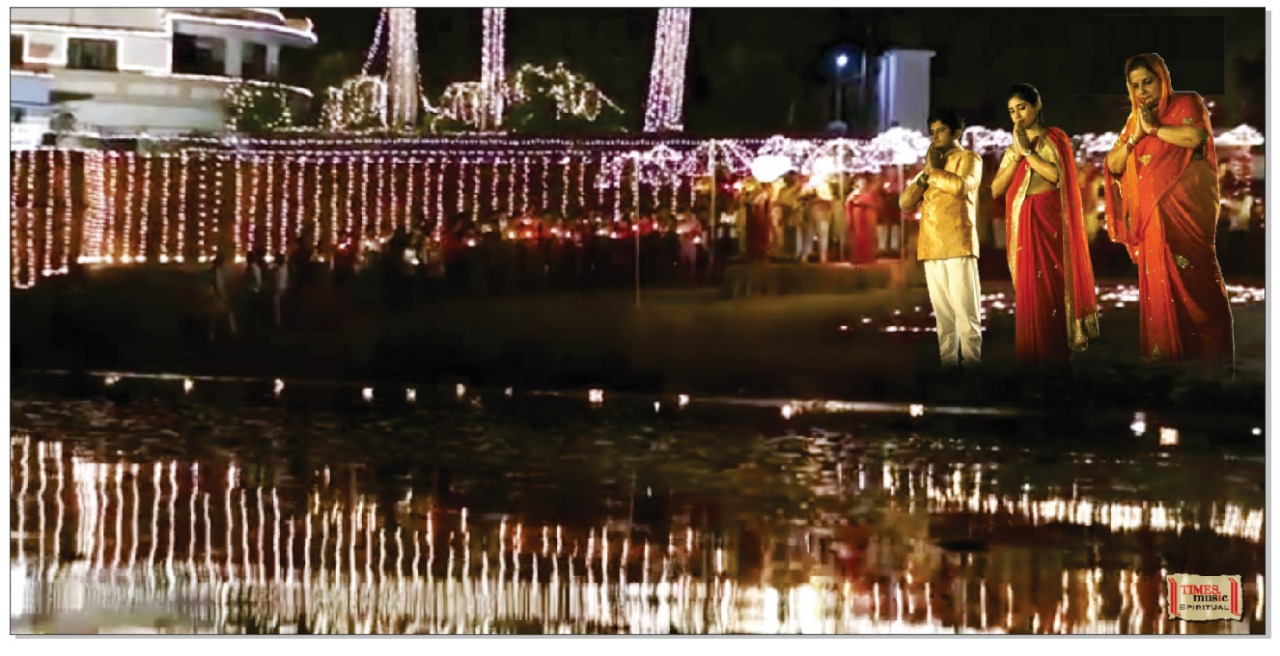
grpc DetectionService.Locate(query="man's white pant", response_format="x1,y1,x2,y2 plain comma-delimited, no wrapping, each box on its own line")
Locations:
923,256,982,368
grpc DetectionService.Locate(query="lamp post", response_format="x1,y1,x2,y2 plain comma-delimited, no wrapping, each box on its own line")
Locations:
835,53,849,127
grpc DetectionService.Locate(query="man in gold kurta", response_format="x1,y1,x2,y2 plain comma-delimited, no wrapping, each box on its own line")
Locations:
899,109,984,368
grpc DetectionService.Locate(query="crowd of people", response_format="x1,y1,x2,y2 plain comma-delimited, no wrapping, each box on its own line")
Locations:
203,52,1257,375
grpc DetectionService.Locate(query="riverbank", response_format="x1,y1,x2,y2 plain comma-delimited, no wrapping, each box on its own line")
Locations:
9,265,1266,422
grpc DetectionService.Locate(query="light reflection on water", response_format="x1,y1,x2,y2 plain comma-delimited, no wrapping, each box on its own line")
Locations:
9,390,1266,635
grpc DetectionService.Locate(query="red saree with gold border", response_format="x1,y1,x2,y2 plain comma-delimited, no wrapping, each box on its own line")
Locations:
1104,53,1234,362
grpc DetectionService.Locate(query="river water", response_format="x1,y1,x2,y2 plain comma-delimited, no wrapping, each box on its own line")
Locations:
9,373,1265,634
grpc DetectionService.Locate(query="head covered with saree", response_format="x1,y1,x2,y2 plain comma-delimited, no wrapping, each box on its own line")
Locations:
1105,53,1217,252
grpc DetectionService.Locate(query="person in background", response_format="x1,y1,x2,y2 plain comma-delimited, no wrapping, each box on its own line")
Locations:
208,251,236,341
271,251,288,328
845,174,880,264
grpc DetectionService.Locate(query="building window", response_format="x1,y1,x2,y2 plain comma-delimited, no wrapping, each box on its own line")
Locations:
11,35,24,67
172,33,226,76
67,38,117,71
242,42,269,80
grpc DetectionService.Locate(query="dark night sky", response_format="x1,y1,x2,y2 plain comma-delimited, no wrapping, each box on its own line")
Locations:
281,7,1265,137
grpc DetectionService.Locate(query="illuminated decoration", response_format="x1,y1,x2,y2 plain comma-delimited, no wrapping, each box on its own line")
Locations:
1075,132,1122,159
960,126,1013,157
750,155,792,184
509,62,623,123
159,155,173,262
224,81,295,133
480,8,507,131
757,135,817,174
176,152,188,261
643,8,692,132
1215,124,1265,148
868,126,930,165
386,8,422,129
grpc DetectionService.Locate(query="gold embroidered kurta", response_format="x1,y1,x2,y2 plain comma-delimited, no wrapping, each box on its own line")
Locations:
912,147,982,261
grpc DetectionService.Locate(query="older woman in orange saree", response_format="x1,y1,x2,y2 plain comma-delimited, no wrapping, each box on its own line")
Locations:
1104,53,1234,363
992,83,1099,366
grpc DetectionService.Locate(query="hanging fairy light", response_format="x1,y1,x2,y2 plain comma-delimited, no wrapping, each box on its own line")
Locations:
433,158,444,236
103,152,117,263
643,8,692,133
176,152,188,262
360,156,373,240
505,159,516,214
11,150,27,287
158,154,173,262
138,152,151,266
540,156,550,210
577,154,587,211
326,158,338,247
279,157,290,254
248,156,261,257
490,157,502,215
81,151,106,263
518,157,530,214
560,158,570,217
407,159,418,230
472,157,483,221
376,154,388,235
195,153,207,260
118,152,133,263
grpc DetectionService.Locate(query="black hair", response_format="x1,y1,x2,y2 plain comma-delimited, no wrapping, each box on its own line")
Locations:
926,108,964,133
1007,83,1044,125
1007,83,1041,107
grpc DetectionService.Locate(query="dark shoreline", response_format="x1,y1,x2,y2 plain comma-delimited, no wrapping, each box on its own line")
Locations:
10,265,1265,428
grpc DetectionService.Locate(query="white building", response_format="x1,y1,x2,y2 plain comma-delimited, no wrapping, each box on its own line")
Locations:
10,70,54,147
10,8,316,136
876,48,935,133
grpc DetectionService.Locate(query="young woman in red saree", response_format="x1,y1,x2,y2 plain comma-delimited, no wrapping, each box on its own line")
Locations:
1104,53,1234,363
992,83,1099,366
844,175,880,264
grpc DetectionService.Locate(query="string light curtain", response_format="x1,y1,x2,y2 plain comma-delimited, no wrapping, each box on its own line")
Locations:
643,8,692,133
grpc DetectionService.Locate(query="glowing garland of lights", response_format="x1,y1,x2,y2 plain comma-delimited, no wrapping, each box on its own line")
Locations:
377,155,388,235
195,153,207,261
279,157,290,255
139,153,152,264
491,158,502,216
505,160,515,214
561,159,570,218
643,8,692,133
239,157,251,257
472,158,482,222
177,152,188,262
540,156,550,211
433,159,444,237
60,150,73,273
11,152,28,287
159,155,172,262
456,158,467,214
21,124,1259,283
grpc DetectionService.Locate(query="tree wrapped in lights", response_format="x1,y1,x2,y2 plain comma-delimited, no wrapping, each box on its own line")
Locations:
480,8,507,131
386,8,422,129
643,8,692,133
224,82,295,133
